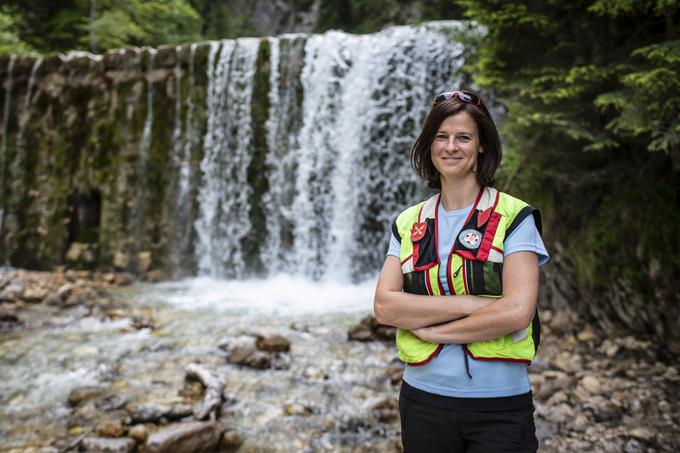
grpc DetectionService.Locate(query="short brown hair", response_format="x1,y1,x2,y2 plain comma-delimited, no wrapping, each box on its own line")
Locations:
411,92,502,189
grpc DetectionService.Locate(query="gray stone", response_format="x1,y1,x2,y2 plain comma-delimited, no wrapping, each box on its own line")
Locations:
228,345,271,370
81,437,136,453
146,421,221,453
68,386,107,407
255,333,290,352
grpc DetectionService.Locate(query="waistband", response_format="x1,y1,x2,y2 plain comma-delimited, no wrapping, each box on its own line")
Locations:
400,380,533,412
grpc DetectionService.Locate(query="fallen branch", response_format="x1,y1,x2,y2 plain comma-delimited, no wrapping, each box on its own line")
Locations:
185,363,224,421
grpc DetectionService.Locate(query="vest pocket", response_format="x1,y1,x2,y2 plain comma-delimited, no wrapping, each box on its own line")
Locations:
403,271,430,295
465,260,503,296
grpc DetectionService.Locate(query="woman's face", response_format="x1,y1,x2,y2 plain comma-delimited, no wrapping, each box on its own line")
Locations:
430,111,482,184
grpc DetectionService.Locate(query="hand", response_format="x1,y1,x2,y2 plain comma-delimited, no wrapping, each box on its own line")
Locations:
412,325,441,344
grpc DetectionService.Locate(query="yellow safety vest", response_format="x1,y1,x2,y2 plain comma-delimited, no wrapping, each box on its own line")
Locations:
393,187,542,366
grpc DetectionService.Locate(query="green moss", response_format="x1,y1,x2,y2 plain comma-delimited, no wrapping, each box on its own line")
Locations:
243,37,272,275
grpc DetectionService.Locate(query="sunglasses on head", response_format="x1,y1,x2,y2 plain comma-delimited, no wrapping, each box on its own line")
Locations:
433,90,481,105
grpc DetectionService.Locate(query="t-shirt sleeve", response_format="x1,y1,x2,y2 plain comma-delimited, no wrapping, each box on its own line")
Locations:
386,232,401,257
504,214,549,265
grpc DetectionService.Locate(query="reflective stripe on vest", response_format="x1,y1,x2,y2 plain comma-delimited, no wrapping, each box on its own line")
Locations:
394,187,541,365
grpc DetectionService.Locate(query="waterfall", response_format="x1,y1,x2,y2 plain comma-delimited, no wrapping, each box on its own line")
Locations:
1,55,16,267
1,21,471,280
275,24,463,281
195,38,260,278
191,22,466,280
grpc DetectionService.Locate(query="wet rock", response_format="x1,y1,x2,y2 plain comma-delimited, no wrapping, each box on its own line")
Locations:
81,437,136,453
131,314,155,330
347,315,396,342
145,421,222,453
44,292,62,305
128,424,148,443
21,287,47,302
0,303,18,322
219,430,242,452
68,386,108,407
57,283,75,300
0,283,22,302
227,345,272,370
64,287,98,307
96,419,126,437
95,395,129,412
125,403,193,424
255,333,291,352
623,438,645,453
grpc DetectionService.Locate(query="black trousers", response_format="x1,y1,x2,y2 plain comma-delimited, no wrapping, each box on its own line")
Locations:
399,386,538,453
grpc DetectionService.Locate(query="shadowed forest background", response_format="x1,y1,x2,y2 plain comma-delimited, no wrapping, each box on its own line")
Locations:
0,1,679,452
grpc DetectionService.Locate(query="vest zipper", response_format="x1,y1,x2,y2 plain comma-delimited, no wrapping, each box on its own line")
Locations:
452,263,463,278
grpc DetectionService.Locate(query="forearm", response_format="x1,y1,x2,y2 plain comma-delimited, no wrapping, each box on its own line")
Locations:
374,291,490,330
414,295,534,344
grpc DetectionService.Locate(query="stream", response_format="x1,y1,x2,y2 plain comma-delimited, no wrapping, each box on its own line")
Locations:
0,275,399,452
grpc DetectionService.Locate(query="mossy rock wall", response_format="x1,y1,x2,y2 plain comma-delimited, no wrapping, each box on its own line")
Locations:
0,45,213,277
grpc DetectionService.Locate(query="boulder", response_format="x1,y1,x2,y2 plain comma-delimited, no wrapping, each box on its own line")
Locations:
228,345,272,370
347,315,396,342
146,421,222,453
21,287,47,302
255,334,290,352
68,386,108,407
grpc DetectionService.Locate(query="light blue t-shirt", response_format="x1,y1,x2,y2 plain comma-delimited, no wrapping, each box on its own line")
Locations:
387,200,549,398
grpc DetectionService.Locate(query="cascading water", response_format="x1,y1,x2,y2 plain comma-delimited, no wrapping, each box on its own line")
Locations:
195,38,260,278
194,23,467,280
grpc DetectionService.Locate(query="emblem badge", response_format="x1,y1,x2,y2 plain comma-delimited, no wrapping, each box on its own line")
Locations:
411,222,427,241
459,229,482,249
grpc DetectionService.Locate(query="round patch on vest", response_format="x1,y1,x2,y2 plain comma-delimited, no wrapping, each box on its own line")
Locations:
459,229,482,249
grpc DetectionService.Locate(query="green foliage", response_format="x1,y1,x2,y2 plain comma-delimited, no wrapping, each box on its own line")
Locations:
317,0,464,34
188,0,256,40
81,0,202,51
458,0,680,322
458,0,679,155
0,7,34,54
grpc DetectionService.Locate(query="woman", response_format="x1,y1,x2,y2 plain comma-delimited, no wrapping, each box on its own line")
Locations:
374,90,548,452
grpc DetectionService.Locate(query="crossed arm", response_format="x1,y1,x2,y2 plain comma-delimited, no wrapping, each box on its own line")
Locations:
373,252,539,344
